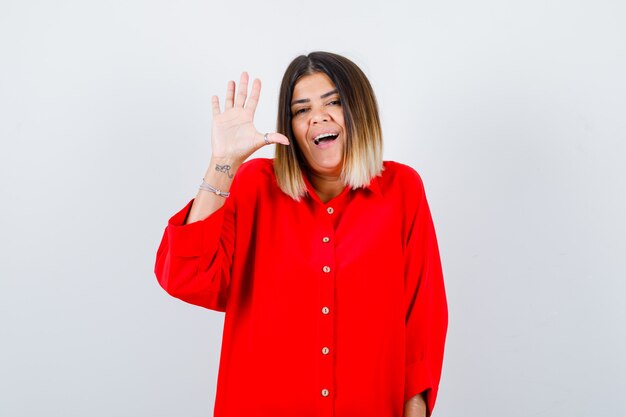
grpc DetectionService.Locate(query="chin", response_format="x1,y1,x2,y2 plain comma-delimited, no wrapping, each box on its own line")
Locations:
312,160,343,176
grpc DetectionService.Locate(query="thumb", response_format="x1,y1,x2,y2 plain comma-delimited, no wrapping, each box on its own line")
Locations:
255,132,290,147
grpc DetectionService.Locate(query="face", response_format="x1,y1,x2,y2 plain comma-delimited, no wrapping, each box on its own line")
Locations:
290,72,346,178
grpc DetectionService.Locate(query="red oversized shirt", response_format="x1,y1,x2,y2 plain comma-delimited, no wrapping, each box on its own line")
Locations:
155,158,447,417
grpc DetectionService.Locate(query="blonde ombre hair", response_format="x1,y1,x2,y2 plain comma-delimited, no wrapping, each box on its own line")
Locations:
275,52,383,200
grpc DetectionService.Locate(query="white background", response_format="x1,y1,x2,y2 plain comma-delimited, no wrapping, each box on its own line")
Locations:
1,0,625,416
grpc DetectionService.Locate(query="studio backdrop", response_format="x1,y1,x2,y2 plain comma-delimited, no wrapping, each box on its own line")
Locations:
1,0,625,416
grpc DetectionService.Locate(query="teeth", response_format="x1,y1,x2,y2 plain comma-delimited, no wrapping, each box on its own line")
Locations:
314,133,338,141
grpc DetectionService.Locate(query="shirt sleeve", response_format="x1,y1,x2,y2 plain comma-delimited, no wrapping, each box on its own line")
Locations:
403,171,448,416
154,194,236,312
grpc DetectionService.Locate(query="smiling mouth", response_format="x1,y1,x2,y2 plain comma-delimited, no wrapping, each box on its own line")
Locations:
313,133,339,145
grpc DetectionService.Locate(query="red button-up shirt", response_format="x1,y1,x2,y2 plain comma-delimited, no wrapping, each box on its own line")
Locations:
155,158,447,417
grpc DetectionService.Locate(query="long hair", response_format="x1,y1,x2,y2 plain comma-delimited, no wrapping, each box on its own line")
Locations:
274,51,383,200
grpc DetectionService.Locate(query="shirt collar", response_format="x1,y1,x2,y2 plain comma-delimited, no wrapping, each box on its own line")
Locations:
365,175,383,199
302,173,383,202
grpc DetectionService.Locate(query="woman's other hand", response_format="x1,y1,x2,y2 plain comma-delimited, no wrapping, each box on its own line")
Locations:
403,393,427,417
210,72,289,165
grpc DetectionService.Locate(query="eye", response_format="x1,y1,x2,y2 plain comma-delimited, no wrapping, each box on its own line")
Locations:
328,99,341,106
293,108,308,116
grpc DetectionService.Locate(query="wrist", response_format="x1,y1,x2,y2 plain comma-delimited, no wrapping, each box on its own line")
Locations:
210,156,243,170
204,158,242,186
199,178,230,198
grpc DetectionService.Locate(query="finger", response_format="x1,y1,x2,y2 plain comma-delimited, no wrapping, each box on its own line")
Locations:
211,95,221,116
255,132,290,148
225,80,235,109
234,72,249,108
272,133,290,146
245,78,262,114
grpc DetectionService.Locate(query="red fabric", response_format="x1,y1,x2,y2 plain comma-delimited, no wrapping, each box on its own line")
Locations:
155,158,448,417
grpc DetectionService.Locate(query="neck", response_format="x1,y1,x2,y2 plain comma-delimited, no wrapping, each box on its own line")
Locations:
308,171,345,204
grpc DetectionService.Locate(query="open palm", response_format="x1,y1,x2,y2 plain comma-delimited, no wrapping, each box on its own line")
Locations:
211,72,289,163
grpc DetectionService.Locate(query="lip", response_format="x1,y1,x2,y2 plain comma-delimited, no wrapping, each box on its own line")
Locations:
314,136,338,150
312,132,340,150
310,130,340,143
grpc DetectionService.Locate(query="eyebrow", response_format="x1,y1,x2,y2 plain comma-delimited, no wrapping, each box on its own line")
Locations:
291,89,339,106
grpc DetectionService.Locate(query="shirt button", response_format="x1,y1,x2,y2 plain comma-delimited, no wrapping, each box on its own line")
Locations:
322,266,331,273
321,306,330,315
327,207,334,214
321,346,330,355
322,236,330,243
321,388,330,397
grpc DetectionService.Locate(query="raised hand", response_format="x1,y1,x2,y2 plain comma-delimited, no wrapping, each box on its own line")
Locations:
210,72,289,164
184,72,290,224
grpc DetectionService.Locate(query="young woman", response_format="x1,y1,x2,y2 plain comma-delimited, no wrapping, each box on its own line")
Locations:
155,51,448,417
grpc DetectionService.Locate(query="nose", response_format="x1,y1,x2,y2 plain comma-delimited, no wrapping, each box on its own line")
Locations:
310,106,330,124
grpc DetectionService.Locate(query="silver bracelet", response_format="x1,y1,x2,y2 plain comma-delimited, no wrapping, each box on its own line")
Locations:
199,179,230,198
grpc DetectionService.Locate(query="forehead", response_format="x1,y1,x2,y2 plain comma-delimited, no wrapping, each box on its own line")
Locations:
292,72,337,99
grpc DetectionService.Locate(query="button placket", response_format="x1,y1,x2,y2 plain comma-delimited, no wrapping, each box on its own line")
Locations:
317,206,336,410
